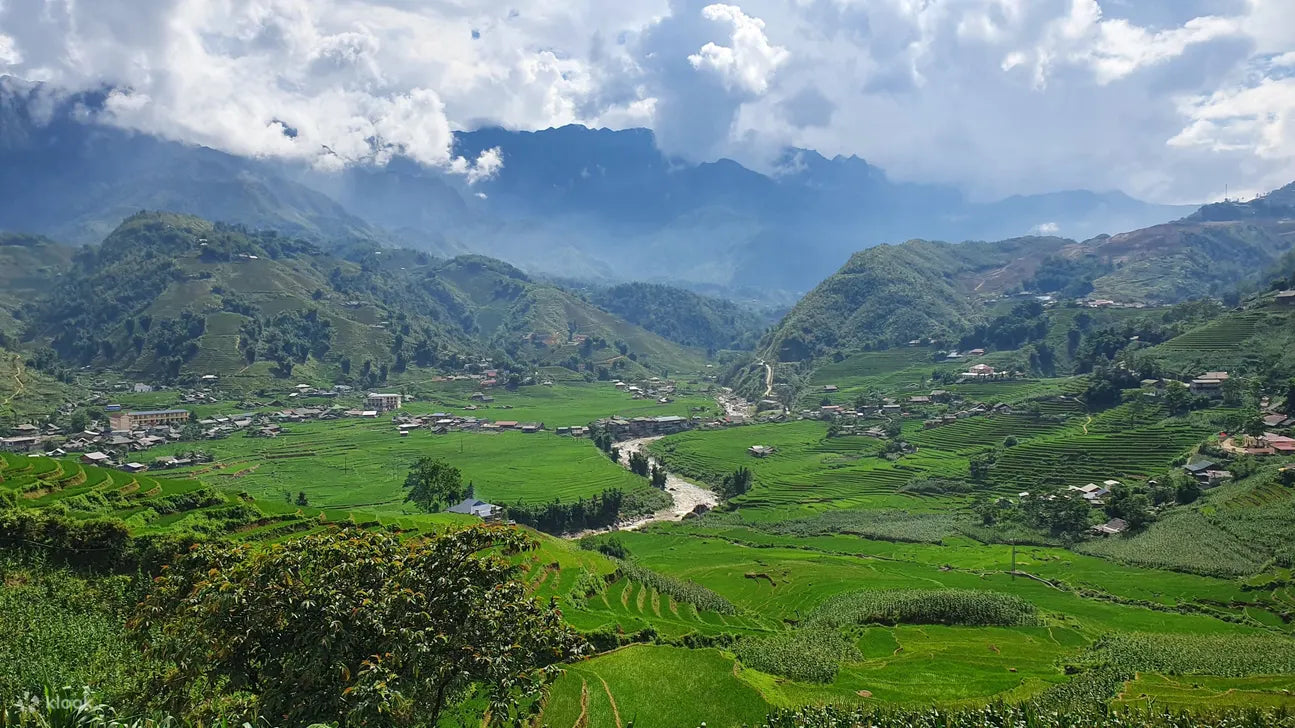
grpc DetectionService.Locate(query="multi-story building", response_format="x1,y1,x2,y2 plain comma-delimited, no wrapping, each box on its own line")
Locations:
365,393,403,412
109,409,191,432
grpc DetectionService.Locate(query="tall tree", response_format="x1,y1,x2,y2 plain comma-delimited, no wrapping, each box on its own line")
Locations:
404,457,466,512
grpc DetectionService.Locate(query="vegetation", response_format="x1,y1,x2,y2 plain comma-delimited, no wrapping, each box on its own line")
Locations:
760,705,1295,728
589,282,767,351
134,527,581,726
403,456,466,512
805,589,1041,628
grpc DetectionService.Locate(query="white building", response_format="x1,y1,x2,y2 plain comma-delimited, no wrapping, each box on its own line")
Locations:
365,393,403,412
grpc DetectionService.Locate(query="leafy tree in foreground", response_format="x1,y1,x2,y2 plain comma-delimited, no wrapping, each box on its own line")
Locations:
130,527,583,727
404,456,465,512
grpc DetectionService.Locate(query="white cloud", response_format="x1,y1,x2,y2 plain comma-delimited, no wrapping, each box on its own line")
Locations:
450,146,506,185
687,4,789,95
1032,221,1062,235
1021,0,1242,88
0,0,1291,203
0,34,18,66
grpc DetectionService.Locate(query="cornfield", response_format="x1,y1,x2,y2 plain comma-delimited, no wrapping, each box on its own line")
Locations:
1092,632,1295,677
806,589,1041,628
734,630,860,683
614,559,737,615
754,704,1295,728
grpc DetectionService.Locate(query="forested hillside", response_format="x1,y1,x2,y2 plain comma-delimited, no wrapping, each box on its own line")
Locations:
10,213,703,386
761,237,1067,361
589,283,767,351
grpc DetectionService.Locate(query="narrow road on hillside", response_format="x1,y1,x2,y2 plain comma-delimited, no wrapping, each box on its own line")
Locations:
2,352,26,408
761,360,774,398
570,437,718,537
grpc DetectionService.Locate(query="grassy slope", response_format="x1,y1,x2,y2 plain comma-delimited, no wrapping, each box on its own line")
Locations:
0,234,74,334
0,347,80,423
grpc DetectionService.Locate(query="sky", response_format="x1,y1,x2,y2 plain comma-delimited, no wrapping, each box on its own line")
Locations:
0,0,1292,203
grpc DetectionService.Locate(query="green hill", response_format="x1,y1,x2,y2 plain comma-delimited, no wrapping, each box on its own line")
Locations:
589,282,766,351
9,213,704,387
0,233,74,335
760,236,1066,361
760,180,1295,364
435,256,708,375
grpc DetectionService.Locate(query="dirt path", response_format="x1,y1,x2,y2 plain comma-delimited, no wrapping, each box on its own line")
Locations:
570,437,719,537
761,360,774,398
2,352,26,408
1082,415,1093,434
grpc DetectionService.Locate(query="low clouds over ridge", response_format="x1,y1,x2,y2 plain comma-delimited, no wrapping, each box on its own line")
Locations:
0,0,1291,201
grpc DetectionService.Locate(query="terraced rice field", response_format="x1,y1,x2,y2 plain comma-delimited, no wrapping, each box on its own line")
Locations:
0,452,465,543
946,377,1086,404
906,415,1070,454
1155,312,1263,352
989,421,1213,491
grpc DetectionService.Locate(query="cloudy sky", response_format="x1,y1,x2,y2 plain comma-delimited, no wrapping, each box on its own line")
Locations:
0,0,1291,202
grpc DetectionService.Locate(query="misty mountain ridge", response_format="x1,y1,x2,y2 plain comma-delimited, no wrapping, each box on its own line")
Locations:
1,77,1193,296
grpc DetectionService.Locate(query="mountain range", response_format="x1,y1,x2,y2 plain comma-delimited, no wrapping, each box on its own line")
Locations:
0,76,1192,298
759,181,1295,363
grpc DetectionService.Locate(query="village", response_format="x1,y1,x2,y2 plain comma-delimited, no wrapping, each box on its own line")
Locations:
0,365,753,475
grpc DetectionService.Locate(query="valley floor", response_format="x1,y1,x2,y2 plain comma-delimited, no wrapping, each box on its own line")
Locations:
6,356,1295,726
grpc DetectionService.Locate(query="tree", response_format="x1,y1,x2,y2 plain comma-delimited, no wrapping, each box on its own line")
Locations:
295,491,308,507
404,457,466,512
1165,381,1191,416
1172,474,1201,505
719,467,753,499
130,527,583,726
1221,376,1244,408
628,451,650,477
1285,378,1295,414
69,409,91,433
1105,484,1154,530
650,464,667,489
969,453,996,482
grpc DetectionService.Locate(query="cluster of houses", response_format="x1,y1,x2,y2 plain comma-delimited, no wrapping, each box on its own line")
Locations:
596,415,694,439
1181,459,1235,487
1015,480,1130,535
809,387,1015,429
3,408,195,456
614,378,677,404
922,402,1016,428
389,411,554,436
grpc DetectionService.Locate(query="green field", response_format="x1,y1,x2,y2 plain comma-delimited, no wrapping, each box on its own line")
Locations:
403,380,720,424
142,421,653,510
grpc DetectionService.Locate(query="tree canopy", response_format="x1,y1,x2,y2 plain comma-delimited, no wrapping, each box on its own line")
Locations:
404,456,467,512
130,527,583,726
